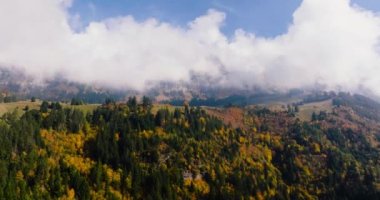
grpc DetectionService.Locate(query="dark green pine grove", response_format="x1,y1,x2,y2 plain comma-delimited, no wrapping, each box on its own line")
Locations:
0,97,379,199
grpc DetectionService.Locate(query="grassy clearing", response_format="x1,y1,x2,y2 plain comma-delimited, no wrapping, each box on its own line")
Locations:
296,99,333,121
62,104,100,114
0,101,41,116
0,100,100,116
0,101,183,117
151,104,181,113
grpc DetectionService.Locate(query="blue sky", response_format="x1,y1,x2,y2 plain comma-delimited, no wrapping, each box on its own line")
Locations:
69,0,380,37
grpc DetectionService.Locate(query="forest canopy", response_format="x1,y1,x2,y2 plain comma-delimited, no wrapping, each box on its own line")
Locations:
0,96,379,199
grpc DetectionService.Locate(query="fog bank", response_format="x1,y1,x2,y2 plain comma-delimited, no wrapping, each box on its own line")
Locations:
1,0,380,96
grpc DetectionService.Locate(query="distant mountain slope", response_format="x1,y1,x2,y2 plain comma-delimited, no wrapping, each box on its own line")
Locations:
333,93,380,122
0,68,128,103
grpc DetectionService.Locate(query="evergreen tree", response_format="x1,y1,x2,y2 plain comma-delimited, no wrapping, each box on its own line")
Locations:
40,101,49,113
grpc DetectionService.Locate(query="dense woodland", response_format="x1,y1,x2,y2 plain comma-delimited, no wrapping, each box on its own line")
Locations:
0,96,379,199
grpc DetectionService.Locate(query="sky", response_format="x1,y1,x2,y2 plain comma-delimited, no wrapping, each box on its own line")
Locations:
1,0,380,97
68,0,380,37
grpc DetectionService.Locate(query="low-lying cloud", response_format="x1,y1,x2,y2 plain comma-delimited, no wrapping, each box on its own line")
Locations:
1,0,380,95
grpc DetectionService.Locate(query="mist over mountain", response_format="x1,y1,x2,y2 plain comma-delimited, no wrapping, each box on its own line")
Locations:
1,0,380,97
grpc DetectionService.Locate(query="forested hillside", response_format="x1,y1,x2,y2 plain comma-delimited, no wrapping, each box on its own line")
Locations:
0,96,379,199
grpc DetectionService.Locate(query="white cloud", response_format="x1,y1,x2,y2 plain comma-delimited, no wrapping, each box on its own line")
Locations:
0,0,380,95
